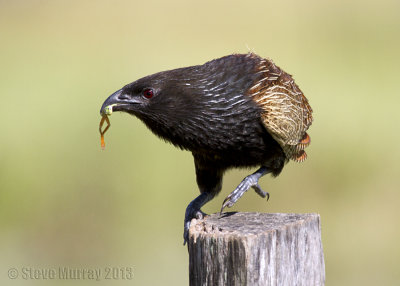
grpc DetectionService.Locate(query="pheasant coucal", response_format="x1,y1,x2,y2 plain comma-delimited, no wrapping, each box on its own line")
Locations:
99,53,313,244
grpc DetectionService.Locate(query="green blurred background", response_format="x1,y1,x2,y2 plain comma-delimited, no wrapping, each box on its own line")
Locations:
1,0,399,285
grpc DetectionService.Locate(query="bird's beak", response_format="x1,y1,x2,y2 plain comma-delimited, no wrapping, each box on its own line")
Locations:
99,89,140,115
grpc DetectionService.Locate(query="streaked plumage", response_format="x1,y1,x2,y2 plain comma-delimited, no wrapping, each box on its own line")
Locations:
246,53,313,162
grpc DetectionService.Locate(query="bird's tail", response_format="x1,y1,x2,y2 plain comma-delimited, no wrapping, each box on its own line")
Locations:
291,133,311,162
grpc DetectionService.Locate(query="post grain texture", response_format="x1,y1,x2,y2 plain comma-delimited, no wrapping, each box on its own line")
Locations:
188,212,325,286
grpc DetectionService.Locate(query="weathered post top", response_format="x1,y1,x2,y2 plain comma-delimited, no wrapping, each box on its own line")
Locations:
188,212,325,286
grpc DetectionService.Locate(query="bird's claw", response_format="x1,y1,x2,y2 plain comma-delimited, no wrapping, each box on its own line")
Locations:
220,175,269,214
252,183,270,201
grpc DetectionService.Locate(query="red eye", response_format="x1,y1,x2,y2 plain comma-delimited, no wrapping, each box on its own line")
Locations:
143,89,154,99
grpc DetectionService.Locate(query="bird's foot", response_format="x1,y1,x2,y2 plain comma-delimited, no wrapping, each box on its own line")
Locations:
183,192,215,246
221,168,270,213
183,206,207,245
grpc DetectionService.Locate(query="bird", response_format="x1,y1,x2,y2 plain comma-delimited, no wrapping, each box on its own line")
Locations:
99,53,313,244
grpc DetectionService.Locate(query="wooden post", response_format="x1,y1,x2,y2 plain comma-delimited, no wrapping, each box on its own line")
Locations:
188,212,325,286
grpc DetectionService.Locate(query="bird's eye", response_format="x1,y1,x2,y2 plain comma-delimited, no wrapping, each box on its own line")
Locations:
143,88,154,99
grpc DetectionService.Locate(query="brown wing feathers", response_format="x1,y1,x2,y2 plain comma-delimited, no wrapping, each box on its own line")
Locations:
247,53,313,162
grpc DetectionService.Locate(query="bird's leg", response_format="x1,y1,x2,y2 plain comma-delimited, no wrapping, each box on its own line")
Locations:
221,166,270,213
184,156,223,245
184,192,216,245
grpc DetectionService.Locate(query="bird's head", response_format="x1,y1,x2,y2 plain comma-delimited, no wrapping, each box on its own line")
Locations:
100,74,159,117
100,67,203,122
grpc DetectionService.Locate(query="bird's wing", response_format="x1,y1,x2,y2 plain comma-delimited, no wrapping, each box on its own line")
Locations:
248,57,313,162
